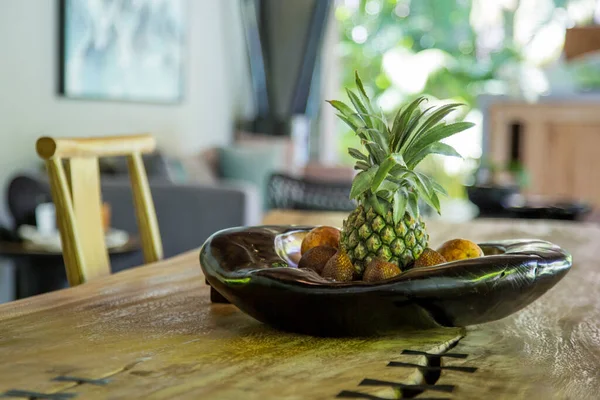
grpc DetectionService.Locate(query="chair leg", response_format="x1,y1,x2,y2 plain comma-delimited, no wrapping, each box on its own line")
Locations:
206,279,230,304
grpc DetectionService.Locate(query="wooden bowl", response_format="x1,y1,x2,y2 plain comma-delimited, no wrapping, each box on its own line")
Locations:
199,226,572,337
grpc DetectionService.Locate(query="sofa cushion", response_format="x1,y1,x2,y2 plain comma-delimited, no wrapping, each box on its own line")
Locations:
219,145,284,210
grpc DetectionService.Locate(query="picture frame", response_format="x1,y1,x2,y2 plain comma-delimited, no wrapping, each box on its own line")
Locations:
58,0,186,104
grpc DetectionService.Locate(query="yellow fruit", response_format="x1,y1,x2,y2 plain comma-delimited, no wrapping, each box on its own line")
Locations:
298,246,337,274
363,258,402,282
321,249,355,282
301,226,341,255
414,248,447,268
437,239,484,262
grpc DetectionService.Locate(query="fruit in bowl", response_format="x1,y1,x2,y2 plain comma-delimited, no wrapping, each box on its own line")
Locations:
298,245,337,274
300,226,340,255
413,248,447,268
437,238,484,261
316,72,473,279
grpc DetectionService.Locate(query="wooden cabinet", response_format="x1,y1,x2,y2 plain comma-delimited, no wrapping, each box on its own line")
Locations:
488,101,600,207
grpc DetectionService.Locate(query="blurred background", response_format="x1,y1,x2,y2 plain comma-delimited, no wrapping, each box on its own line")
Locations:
1,0,599,301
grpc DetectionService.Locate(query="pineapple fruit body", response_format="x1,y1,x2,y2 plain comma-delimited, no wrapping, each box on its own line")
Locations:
341,205,428,275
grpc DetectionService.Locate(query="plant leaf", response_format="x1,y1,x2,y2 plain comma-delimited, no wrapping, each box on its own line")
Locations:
390,97,427,152
429,178,448,196
376,189,392,200
393,189,408,224
361,139,386,164
335,113,360,131
402,103,464,152
369,192,387,215
346,89,372,127
349,166,377,199
358,127,388,154
378,179,398,193
413,178,440,214
355,71,369,102
407,142,463,170
406,121,473,166
407,191,419,219
371,154,406,193
417,173,448,197
348,148,369,162
327,100,355,118
399,105,435,153
354,161,370,171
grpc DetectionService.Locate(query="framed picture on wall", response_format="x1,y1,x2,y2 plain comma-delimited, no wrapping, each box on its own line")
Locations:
58,0,186,103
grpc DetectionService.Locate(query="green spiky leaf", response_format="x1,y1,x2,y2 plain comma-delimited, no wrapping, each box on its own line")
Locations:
354,161,370,171
346,89,372,127
350,166,377,199
399,105,435,153
369,192,387,215
407,191,419,219
371,154,405,193
390,97,427,151
335,113,361,131
393,188,408,224
378,179,398,193
327,100,355,118
401,103,464,152
406,121,473,167
358,127,389,154
408,142,462,170
413,177,440,214
348,148,369,162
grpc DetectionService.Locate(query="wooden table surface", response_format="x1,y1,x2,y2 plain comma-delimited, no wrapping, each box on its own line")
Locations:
0,212,599,399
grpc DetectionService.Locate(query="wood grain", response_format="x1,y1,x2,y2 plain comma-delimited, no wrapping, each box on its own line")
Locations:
36,134,156,159
0,250,462,399
45,157,87,286
127,152,163,263
69,157,110,281
36,135,163,286
1,217,599,399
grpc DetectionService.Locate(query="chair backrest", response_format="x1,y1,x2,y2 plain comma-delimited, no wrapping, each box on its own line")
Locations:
36,134,163,286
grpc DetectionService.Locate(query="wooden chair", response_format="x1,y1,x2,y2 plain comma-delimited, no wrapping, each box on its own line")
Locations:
36,134,163,286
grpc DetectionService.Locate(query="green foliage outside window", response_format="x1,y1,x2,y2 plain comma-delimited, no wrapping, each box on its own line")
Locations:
334,0,598,198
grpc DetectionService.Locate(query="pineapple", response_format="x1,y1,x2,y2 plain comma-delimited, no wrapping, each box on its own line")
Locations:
328,72,474,276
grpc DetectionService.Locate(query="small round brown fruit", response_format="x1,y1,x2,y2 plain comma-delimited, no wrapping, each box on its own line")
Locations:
414,248,447,268
363,258,402,282
298,246,337,274
437,238,484,262
321,249,354,282
301,226,341,255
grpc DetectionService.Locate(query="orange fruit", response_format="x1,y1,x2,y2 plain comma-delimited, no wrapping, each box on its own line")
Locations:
414,248,447,268
437,239,484,262
301,226,341,255
363,258,402,282
321,249,355,282
298,246,337,274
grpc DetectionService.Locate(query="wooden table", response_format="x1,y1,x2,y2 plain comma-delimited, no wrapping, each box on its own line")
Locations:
0,214,599,399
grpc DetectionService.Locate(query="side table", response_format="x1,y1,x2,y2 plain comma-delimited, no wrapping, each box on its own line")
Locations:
0,237,140,300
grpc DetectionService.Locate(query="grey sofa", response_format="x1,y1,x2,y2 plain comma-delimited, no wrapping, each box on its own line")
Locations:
101,178,260,271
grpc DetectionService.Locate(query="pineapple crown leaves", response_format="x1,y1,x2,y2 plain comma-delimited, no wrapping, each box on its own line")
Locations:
327,71,475,223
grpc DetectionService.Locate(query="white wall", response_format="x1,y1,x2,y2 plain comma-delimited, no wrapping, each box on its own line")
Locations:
0,0,253,223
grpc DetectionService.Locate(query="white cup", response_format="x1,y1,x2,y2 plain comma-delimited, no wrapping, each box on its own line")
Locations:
35,203,56,235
